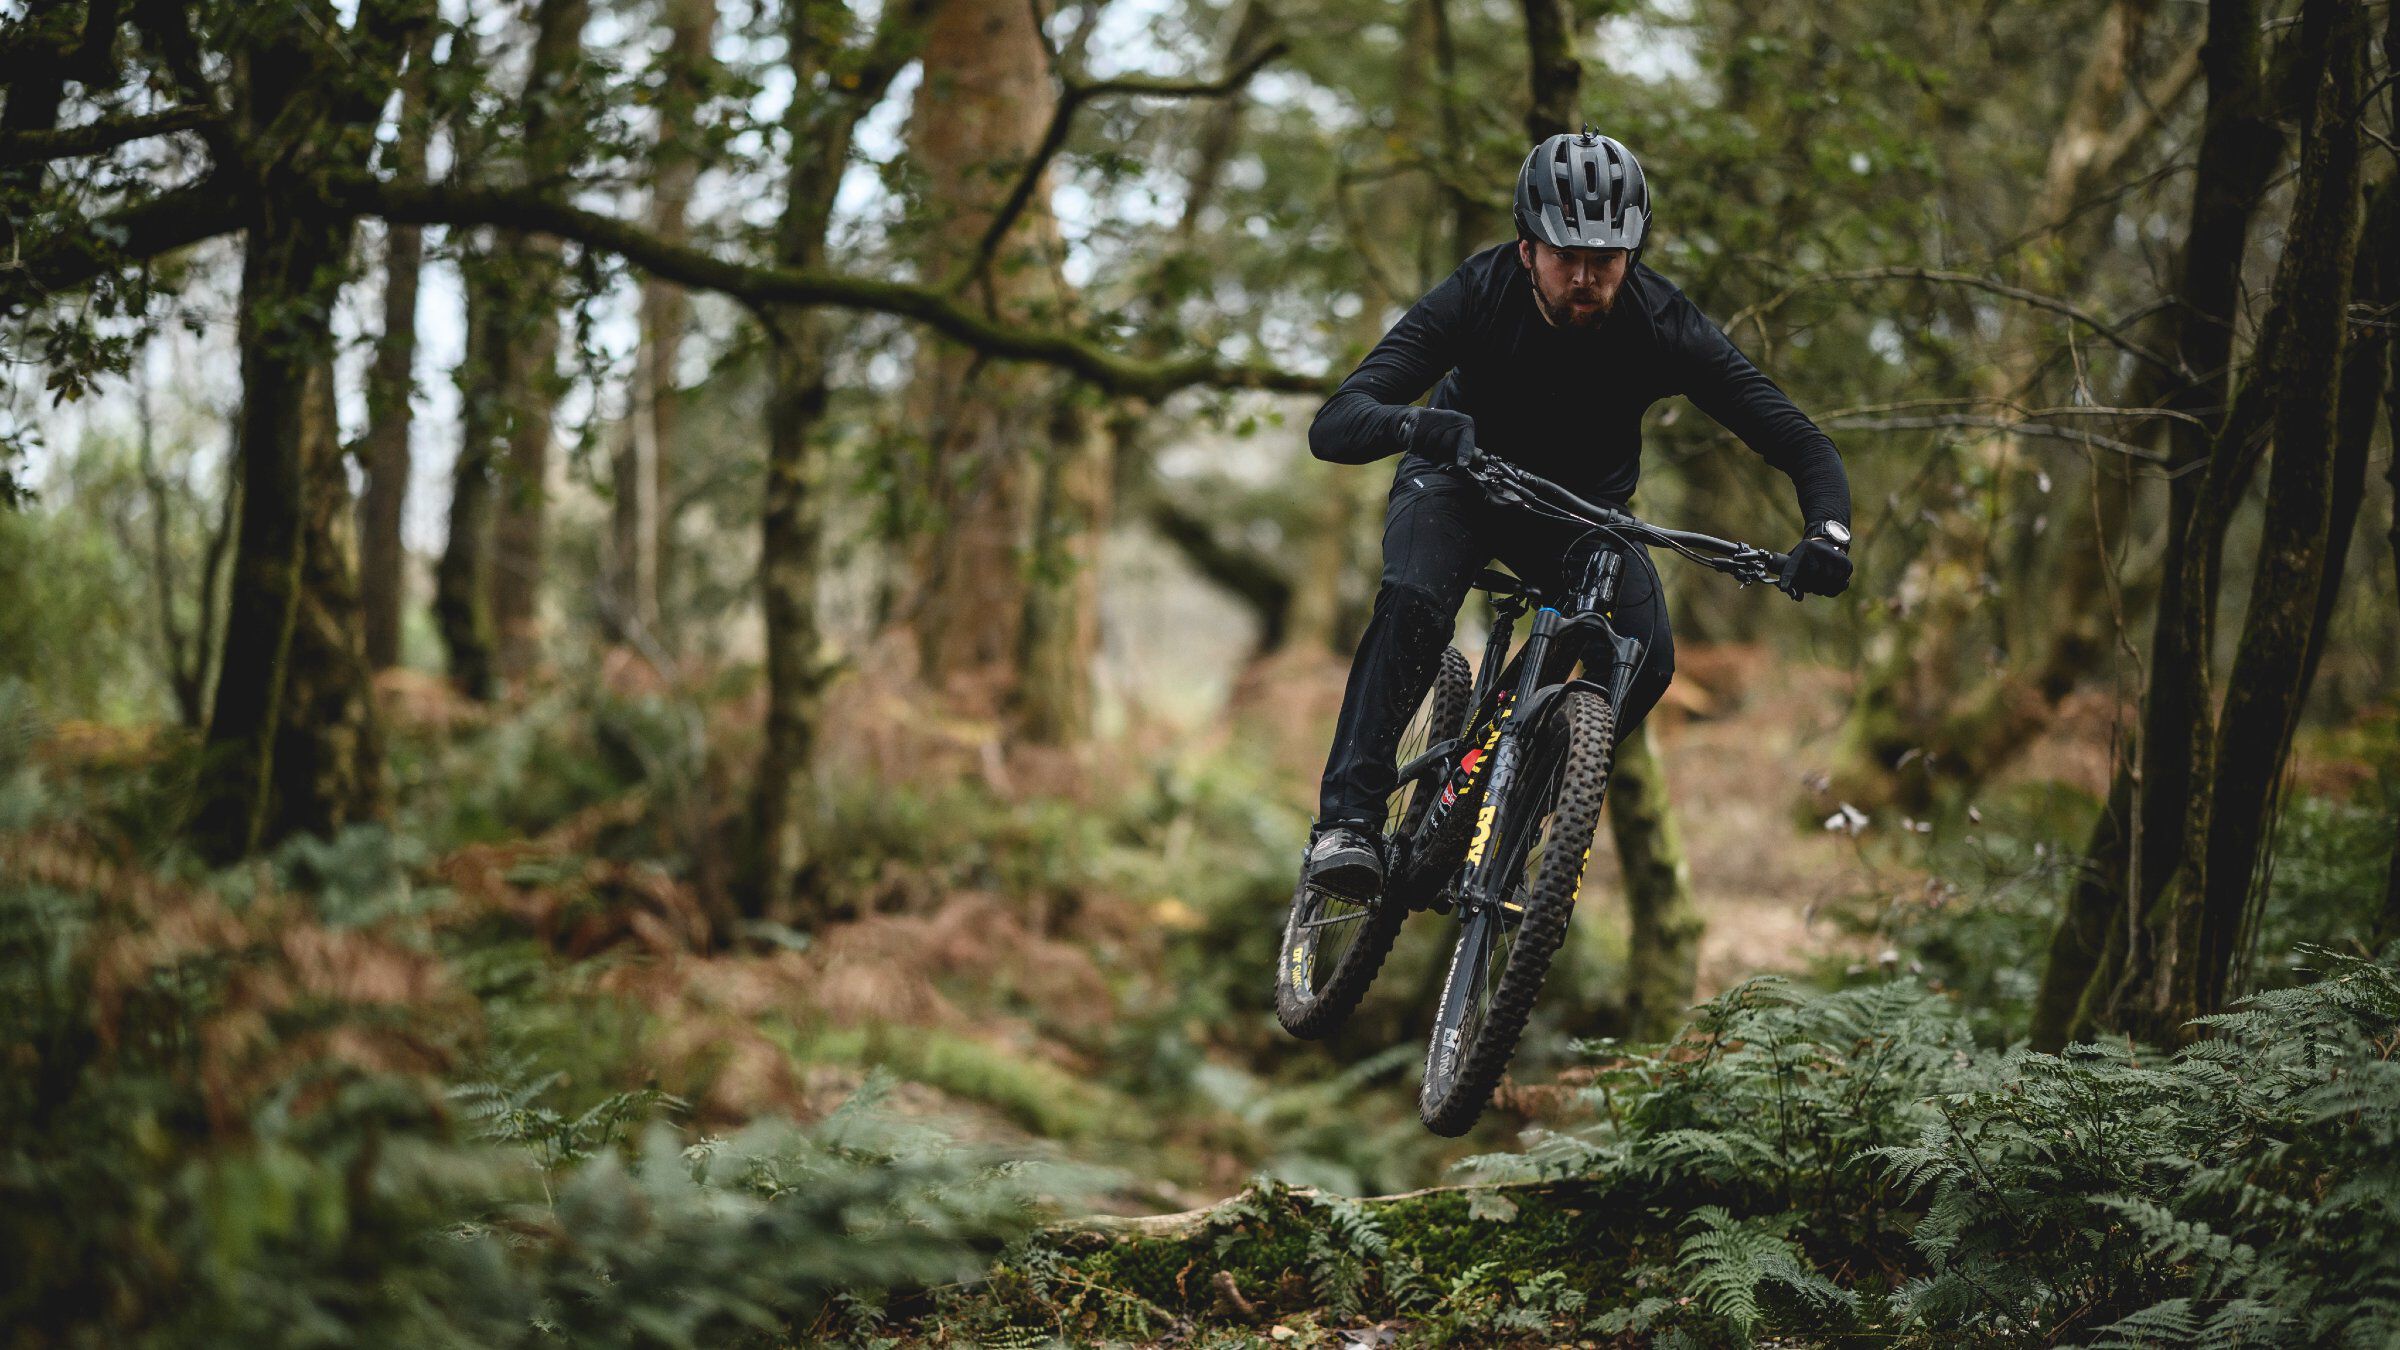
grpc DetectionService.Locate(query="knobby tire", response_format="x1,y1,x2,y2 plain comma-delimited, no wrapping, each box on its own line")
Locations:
1418,689,1615,1136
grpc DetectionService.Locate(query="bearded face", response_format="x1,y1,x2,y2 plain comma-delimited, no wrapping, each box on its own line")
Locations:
1518,239,1629,329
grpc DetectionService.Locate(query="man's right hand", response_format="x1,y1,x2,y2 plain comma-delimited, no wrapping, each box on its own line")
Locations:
1409,408,1480,467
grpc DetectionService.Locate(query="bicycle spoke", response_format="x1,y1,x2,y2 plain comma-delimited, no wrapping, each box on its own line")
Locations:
1296,907,1368,932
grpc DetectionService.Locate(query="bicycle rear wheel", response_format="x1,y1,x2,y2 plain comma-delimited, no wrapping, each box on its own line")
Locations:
1418,689,1615,1135
1276,647,1472,1040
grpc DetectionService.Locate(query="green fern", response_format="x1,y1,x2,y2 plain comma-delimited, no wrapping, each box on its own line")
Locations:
1674,1206,1855,1343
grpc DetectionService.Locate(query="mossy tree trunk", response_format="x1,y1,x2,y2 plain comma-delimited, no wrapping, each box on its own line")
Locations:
435,252,507,700
1015,397,1110,742
2030,0,2287,1049
755,306,833,923
748,2,930,922
189,3,407,862
2080,0,2365,1041
1607,723,1704,1041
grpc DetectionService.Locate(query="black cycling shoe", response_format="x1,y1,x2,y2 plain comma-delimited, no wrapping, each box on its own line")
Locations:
1304,826,1385,900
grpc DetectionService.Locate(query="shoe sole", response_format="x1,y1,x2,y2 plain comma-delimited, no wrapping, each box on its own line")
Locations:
1306,863,1383,902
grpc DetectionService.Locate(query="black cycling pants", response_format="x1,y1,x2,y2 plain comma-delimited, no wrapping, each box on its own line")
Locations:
1317,461,1674,831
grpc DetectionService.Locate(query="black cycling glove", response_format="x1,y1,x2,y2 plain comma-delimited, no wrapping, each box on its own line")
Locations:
1407,408,1479,466
1783,535,1853,597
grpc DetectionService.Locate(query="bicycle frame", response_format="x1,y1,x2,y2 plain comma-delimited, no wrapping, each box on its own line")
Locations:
1394,452,1793,918
1403,551,1639,919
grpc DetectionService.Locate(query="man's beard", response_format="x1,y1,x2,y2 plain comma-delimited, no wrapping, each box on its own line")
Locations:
1531,271,1616,329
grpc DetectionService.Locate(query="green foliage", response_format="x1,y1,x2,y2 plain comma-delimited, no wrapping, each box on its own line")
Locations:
0,468,157,720
1499,976,1988,1214
1673,1206,1855,1343
2252,791,2396,983
1882,948,2400,1345
1836,786,2396,1045
0,791,1062,1348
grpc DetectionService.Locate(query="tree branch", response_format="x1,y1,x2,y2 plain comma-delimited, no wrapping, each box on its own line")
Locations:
957,32,1288,293
0,178,243,316
347,178,1328,399
1820,394,2211,432
0,105,218,166
1823,413,2172,464
1728,265,2185,377
128,0,229,136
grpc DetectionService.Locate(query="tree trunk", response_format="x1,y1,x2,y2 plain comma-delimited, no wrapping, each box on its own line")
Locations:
745,2,926,919
1608,723,1703,1041
434,252,506,700
2381,1,2400,958
486,272,562,685
2099,0,2363,1039
189,10,390,861
2295,180,2392,729
2034,0,2284,1046
2182,19,2366,1008
905,0,1072,718
753,307,832,923
1518,0,1581,141
357,30,435,671
613,0,714,646
1015,398,1110,742
482,0,587,687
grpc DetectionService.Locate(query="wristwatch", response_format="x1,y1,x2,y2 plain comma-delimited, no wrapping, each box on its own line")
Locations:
1806,520,1852,551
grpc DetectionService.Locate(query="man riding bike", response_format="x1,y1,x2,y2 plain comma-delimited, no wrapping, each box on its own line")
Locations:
1302,129,1856,900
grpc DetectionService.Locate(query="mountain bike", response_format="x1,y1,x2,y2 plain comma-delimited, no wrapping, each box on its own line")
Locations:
1274,447,1807,1135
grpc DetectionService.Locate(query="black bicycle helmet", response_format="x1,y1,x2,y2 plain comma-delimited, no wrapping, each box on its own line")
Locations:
1513,128,1649,252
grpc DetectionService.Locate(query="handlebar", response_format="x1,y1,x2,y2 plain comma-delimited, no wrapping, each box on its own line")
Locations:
1458,448,1802,598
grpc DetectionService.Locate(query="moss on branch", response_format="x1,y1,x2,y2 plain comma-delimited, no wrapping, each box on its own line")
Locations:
347,179,1332,401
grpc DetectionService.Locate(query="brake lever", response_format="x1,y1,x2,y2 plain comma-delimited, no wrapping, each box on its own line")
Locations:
1771,550,1806,601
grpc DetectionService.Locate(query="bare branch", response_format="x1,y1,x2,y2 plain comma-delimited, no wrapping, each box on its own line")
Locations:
957,33,1289,293
1727,266,2184,377
0,105,218,166
1824,413,2171,463
1820,395,2211,431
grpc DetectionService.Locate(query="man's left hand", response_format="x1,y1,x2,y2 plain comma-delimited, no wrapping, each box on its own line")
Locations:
1783,536,1853,597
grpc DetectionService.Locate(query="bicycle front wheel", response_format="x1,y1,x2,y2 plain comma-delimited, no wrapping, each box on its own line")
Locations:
1418,689,1615,1136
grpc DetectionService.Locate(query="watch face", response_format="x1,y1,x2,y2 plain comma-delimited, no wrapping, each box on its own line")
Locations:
1819,521,1852,547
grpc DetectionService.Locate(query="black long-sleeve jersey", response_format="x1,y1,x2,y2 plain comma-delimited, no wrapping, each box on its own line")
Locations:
1309,245,1851,529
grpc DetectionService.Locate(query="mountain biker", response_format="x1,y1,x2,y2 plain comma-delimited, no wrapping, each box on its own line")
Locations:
1302,129,1855,900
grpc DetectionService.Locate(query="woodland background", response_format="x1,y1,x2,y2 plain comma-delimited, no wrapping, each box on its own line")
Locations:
3,0,2399,1343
